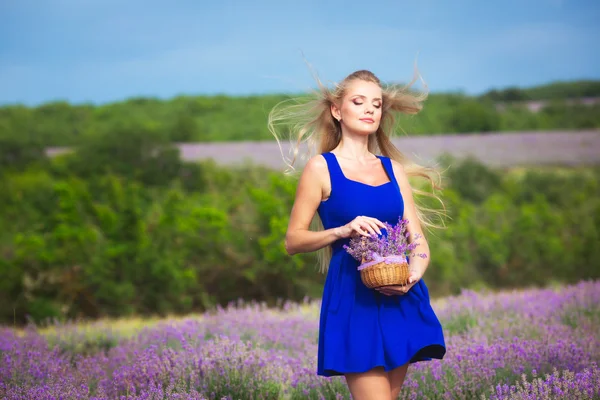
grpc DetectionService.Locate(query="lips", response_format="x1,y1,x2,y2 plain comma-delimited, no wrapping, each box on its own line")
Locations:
360,118,375,123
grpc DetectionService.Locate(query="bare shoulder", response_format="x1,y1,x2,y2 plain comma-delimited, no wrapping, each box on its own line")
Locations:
288,155,330,230
296,154,330,198
390,158,405,172
390,159,409,183
303,154,328,175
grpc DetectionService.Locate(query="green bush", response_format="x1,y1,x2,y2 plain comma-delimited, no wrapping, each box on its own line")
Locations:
0,146,598,324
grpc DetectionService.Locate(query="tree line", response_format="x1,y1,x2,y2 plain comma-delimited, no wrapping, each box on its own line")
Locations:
0,80,599,154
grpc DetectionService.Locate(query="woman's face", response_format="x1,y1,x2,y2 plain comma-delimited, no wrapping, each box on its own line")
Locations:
333,79,383,136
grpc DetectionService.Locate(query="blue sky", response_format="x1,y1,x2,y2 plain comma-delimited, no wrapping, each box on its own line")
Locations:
1,0,598,106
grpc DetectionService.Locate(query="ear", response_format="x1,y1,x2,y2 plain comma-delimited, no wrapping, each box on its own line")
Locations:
330,102,341,122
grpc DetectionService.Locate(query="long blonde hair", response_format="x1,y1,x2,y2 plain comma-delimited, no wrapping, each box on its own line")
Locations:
268,66,447,273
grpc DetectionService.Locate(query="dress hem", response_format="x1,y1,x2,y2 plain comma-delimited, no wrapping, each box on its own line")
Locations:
317,344,446,378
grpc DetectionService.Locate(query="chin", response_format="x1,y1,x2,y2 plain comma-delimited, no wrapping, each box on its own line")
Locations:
358,128,378,136
345,122,380,137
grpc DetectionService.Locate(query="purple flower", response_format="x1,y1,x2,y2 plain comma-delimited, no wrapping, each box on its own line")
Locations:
1,279,598,399
343,217,427,264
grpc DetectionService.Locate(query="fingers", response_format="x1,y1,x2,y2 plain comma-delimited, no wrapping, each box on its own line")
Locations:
350,222,371,237
408,268,423,284
354,221,376,237
376,284,412,296
363,216,387,233
351,216,386,237
349,221,372,237
378,289,404,296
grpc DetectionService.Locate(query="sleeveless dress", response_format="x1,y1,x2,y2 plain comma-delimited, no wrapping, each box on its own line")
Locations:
316,152,446,377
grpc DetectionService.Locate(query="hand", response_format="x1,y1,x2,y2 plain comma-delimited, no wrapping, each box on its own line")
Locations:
375,266,424,296
337,216,387,239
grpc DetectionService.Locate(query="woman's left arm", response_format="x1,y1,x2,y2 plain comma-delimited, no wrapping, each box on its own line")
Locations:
375,160,430,296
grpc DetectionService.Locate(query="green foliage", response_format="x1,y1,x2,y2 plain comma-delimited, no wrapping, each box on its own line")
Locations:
0,133,599,324
53,121,183,187
0,105,48,172
447,99,501,133
1,81,599,149
443,155,503,203
481,80,600,101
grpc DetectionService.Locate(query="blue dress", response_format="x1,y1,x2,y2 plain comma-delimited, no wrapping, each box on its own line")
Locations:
316,152,446,377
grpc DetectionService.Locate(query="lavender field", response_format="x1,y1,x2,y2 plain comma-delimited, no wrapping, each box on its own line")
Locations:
1,280,599,400
46,130,600,169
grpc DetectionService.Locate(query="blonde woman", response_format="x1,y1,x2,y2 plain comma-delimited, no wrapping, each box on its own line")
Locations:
269,69,446,399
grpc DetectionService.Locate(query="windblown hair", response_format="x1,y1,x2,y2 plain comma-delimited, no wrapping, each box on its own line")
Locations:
268,66,447,273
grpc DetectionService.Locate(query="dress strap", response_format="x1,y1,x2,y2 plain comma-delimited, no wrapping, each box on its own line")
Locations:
378,155,401,194
321,152,345,188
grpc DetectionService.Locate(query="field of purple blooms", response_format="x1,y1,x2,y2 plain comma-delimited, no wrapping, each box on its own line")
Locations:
1,280,599,400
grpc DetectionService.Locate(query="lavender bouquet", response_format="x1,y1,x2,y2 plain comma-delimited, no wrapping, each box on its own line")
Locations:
343,217,427,272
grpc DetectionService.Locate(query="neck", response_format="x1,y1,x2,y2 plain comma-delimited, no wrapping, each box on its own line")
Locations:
334,131,372,161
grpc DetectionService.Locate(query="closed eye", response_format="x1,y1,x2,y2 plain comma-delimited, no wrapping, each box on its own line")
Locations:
352,98,382,108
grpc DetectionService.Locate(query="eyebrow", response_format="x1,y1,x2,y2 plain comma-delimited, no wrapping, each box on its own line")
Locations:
351,94,382,101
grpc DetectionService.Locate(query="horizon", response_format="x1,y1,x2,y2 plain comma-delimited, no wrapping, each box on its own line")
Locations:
3,78,599,109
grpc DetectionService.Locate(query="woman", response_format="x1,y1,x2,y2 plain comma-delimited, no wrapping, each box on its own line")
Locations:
269,69,446,399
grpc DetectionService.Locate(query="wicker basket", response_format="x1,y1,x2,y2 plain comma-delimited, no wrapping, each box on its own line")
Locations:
359,256,410,289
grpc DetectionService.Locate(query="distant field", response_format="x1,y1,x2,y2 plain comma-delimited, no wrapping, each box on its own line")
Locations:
176,130,600,169
48,130,600,170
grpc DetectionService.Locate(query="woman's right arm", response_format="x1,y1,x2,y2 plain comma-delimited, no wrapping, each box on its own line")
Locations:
284,156,385,255
285,156,341,255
